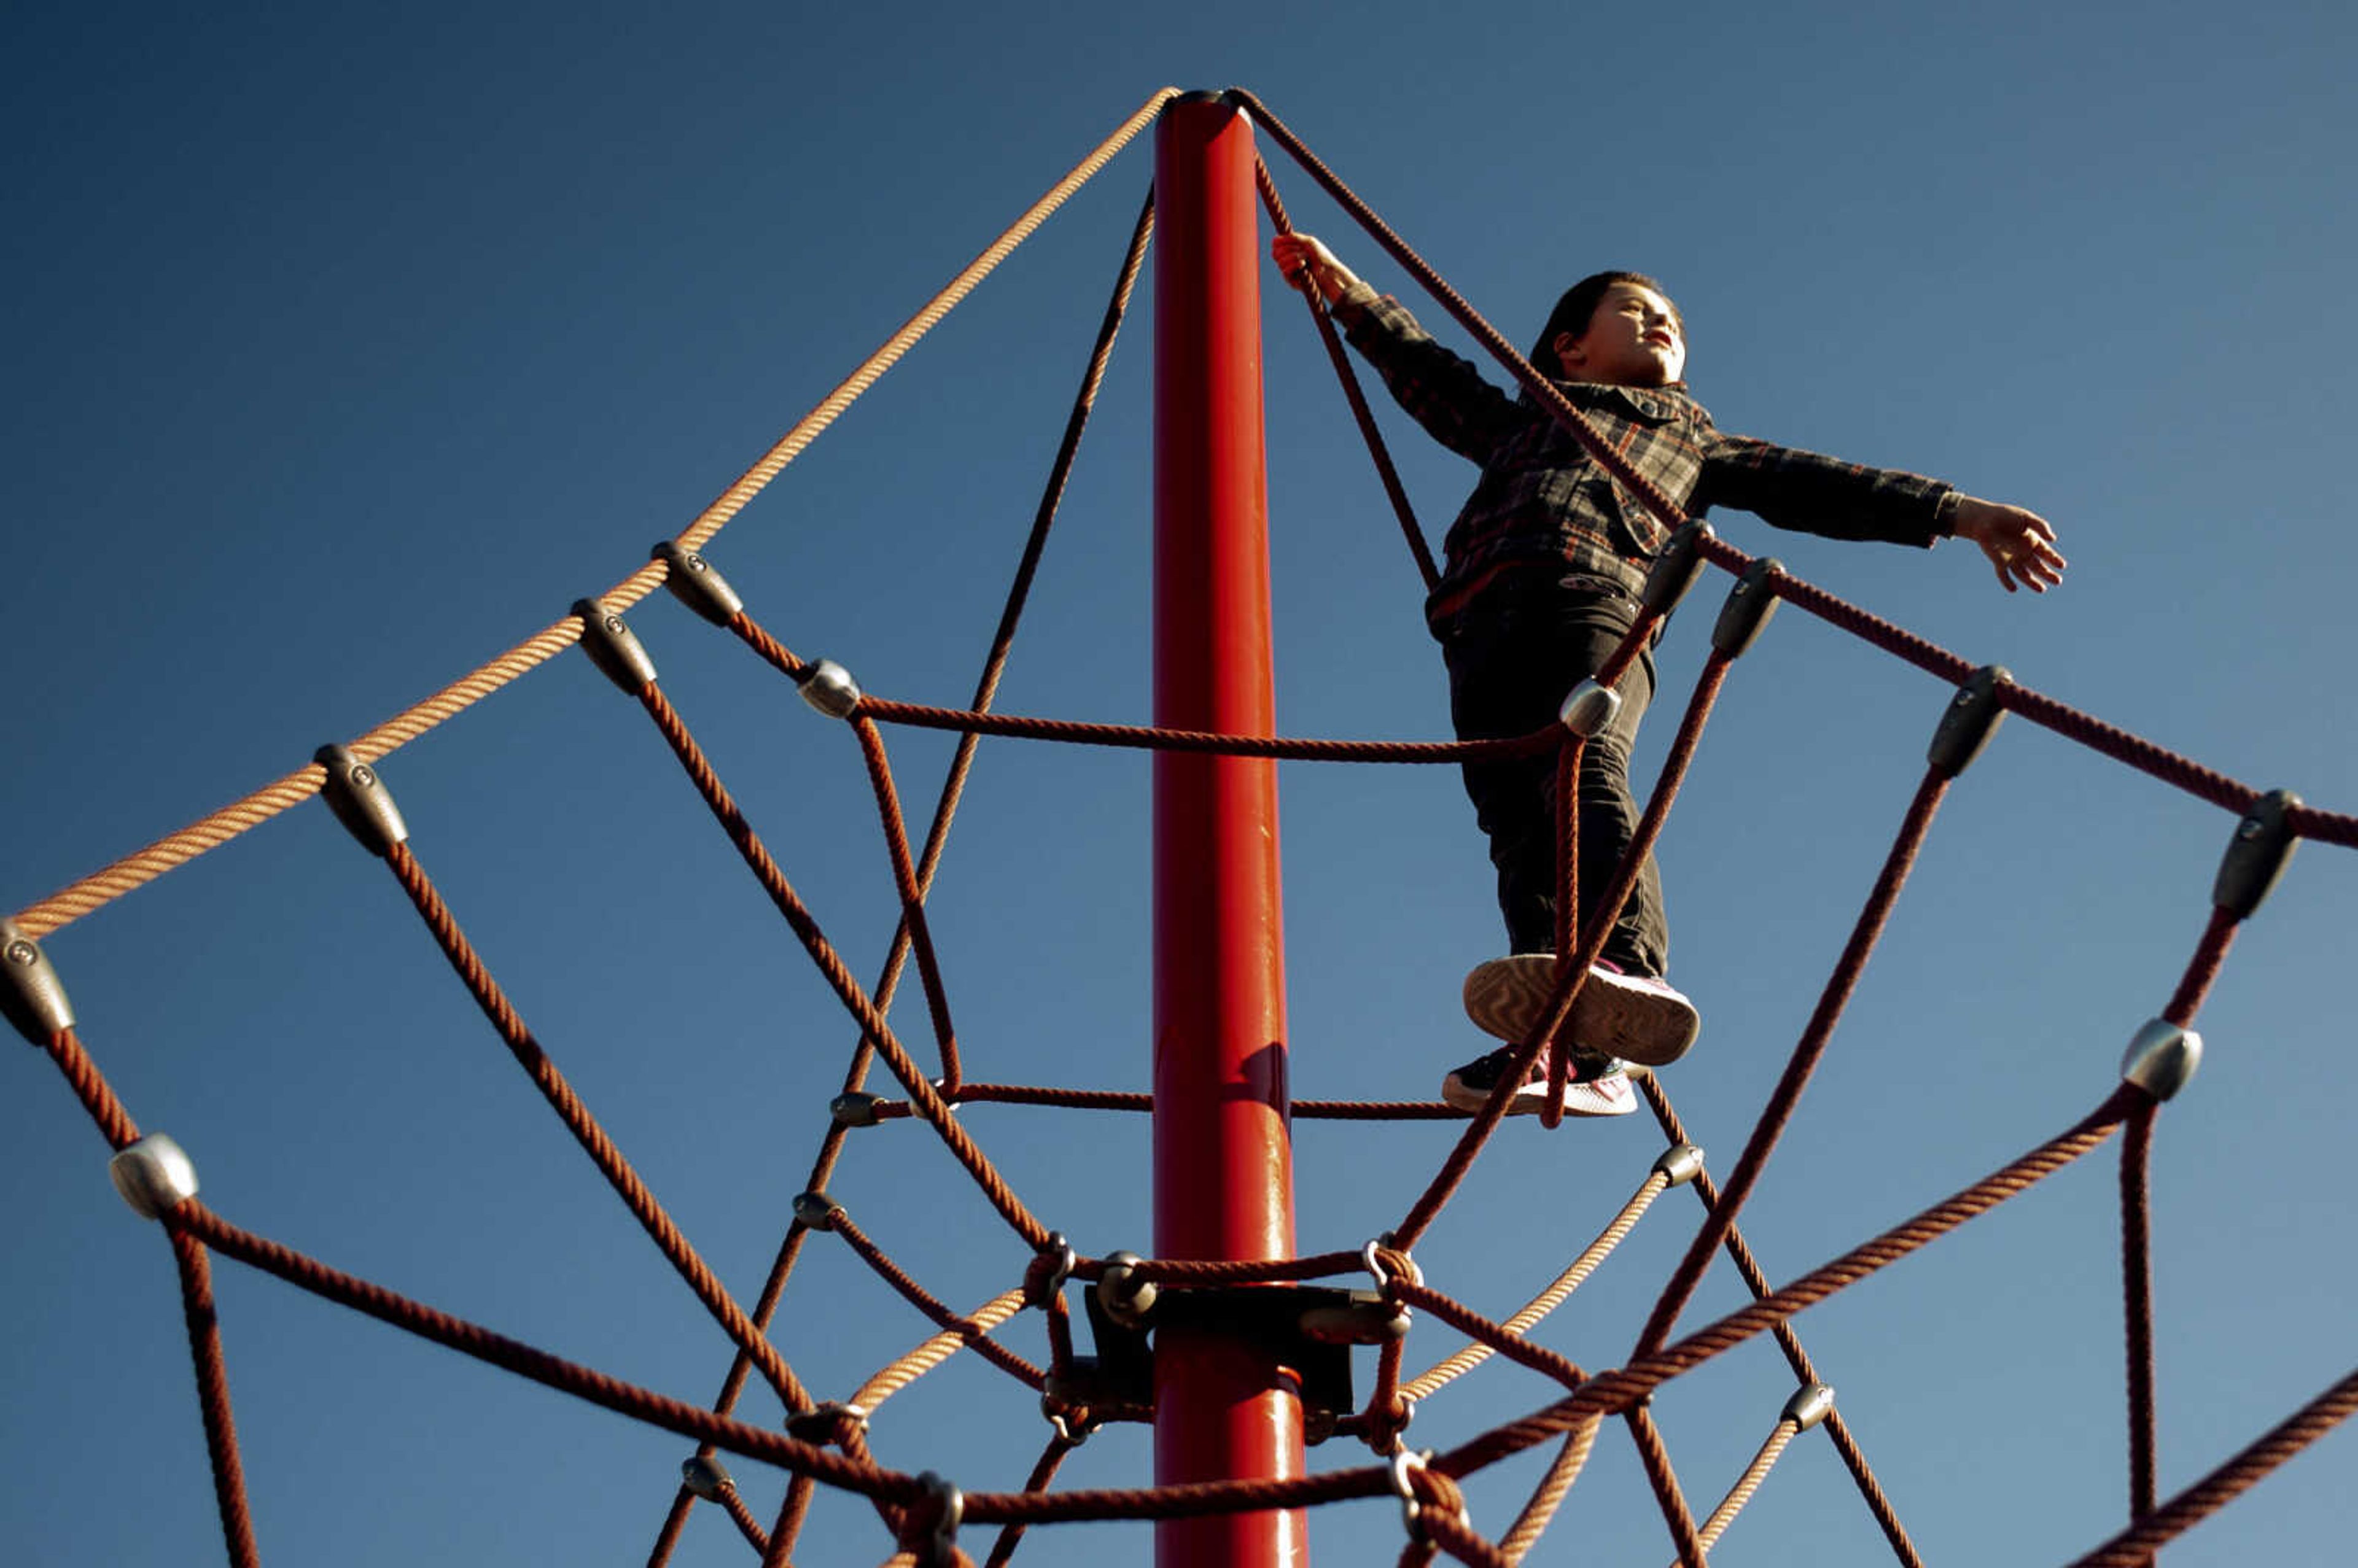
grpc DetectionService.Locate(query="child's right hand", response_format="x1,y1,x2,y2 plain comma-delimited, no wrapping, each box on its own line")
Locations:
1270,232,1360,303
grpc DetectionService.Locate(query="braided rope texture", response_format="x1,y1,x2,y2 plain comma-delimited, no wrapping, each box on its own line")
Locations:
10,88,2355,1568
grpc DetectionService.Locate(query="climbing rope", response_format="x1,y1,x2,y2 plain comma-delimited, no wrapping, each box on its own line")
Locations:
8,88,2352,1568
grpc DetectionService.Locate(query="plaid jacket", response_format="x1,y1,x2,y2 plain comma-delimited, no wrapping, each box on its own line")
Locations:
1334,287,1959,628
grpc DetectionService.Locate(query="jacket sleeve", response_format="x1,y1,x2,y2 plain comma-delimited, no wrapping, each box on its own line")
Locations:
1331,286,1525,466
1694,414,1958,547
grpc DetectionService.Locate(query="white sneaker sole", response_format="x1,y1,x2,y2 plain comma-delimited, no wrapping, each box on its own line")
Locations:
1464,957,1700,1067
1440,1057,1643,1118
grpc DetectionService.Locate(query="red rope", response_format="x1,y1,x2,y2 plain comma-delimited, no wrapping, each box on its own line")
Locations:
169,1227,262,1568
2120,1099,2160,1530
382,839,817,1413
1634,766,1954,1358
2061,1364,2358,1567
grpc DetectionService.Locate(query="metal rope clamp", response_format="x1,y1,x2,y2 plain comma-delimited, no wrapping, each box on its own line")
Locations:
679,1453,734,1502
314,744,411,857
2213,788,2302,919
1926,665,2012,778
785,1400,870,1443
1781,1381,1836,1432
1095,1249,1158,1329
652,541,747,627
830,1090,885,1128
1,917,76,1047
1641,521,1716,619
2120,1019,2202,1101
798,658,862,718
904,1470,963,1568
1558,678,1622,739
572,598,660,694
791,1190,844,1232
1031,1232,1078,1306
109,1133,200,1220
1652,1143,1705,1188
1709,557,1782,658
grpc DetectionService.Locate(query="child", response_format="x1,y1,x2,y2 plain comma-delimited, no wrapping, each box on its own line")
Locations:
1271,233,2065,1117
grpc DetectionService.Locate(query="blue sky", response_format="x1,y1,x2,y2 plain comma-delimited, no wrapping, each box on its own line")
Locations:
5,3,2353,1564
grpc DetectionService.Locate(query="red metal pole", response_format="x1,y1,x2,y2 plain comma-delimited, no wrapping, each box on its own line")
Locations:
1151,91,1306,1568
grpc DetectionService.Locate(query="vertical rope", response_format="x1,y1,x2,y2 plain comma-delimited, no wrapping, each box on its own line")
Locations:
2121,1097,2160,1535
169,1227,262,1568
1251,155,1439,590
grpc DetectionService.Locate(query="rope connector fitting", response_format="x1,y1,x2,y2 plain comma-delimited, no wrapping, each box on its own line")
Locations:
2120,1018,2202,1101
679,1453,734,1500
313,744,411,857
1558,678,1622,738
1652,1143,1705,1187
785,1400,870,1442
109,1133,199,1219
829,1090,884,1128
1709,558,1781,658
1926,665,2013,778
1388,1448,1461,1543
1033,1232,1078,1302
1781,1381,1837,1431
1,917,75,1046
798,659,862,718
1641,521,1716,618
651,541,747,627
792,1190,844,1232
1363,1235,1423,1297
1097,1249,1158,1329
572,598,659,694
2213,788,2302,919
902,1470,964,1568
1040,1392,1093,1446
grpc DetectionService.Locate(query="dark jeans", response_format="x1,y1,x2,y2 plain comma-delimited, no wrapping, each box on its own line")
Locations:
1437,576,1668,976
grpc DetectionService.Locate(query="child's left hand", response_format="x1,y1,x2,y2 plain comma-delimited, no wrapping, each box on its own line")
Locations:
1950,497,2067,593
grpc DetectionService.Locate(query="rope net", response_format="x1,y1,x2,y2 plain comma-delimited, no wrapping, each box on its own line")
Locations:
9,90,2352,1568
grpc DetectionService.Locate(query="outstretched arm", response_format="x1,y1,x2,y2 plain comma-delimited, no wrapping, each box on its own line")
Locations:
1948,497,2068,593
1270,231,1363,305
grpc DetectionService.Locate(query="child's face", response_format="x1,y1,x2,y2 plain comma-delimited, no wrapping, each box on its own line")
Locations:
1554,282,1686,387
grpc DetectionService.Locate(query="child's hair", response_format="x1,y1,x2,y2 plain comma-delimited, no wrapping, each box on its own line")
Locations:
1528,271,1681,373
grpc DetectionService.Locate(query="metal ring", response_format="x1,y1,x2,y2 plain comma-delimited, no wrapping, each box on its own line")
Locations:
1041,1233,1078,1295
1362,1235,1423,1293
1388,1447,1436,1539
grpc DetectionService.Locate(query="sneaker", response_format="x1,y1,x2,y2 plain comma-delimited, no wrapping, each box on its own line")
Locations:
1462,954,1700,1068
1440,1043,1640,1118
